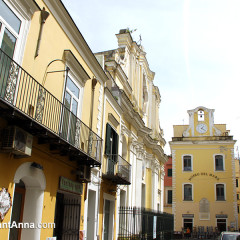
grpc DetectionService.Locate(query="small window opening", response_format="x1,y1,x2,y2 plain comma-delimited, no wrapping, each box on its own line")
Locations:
198,110,204,121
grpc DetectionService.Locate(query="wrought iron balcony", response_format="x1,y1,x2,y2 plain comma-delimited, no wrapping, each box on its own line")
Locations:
0,49,102,166
102,154,131,185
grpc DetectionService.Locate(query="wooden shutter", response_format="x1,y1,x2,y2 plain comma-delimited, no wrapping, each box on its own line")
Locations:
105,123,112,155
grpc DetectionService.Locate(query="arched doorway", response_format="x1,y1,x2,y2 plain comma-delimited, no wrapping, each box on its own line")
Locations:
10,162,46,240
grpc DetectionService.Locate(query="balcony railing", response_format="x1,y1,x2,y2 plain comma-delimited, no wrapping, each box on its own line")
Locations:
0,49,102,166
102,154,131,185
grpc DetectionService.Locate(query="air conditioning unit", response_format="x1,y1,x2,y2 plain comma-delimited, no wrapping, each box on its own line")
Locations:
1,126,33,157
76,165,91,183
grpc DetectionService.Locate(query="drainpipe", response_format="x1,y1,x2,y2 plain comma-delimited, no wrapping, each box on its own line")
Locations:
35,7,50,58
89,77,98,129
84,77,98,201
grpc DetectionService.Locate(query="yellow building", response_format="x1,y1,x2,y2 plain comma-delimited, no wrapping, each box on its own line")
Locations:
95,29,168,239
0,1,168,240
170,106,237,234
0,0,108,239
235,158,240,231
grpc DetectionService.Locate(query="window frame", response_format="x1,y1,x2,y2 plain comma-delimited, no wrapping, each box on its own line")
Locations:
182,155,193,172
104,123,119,157
167,168,172,177
167,189,172,205
0,0,36,64
215,183,226,201
183,183,193,201
214,154,225,172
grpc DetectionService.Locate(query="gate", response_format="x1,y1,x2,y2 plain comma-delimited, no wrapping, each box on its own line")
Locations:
54,193,81,240
118,207,173,240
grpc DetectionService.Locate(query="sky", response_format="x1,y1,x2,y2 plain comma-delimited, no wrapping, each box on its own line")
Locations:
62,0,240,156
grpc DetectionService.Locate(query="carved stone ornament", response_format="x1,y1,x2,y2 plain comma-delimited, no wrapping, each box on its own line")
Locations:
0,188,12,221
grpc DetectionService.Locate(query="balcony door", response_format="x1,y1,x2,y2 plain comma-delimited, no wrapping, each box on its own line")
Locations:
61,75,81,145
105,123,118,174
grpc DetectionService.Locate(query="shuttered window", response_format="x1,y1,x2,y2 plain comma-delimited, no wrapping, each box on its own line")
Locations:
105,123,118,157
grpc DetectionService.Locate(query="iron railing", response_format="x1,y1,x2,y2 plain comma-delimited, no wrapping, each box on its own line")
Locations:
0,49,102,163
104,154,131,184
118,207,174,240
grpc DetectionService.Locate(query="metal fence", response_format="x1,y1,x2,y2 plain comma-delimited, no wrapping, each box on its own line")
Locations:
118,207,174,240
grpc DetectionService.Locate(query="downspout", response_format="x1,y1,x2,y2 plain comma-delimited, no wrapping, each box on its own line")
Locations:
35,7,49,58
84,77,98,201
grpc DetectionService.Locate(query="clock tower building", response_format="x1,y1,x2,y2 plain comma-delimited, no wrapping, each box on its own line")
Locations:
170,106,237,236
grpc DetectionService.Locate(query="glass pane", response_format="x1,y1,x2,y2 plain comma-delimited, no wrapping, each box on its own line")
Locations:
0,0,21,33
67,77,79,98
64,92,71,110
1,28,16,58
72,99,78,115
68,113,77,145
184,185,192,200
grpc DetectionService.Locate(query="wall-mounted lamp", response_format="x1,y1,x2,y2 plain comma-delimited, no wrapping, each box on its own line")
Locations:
31,162,44,170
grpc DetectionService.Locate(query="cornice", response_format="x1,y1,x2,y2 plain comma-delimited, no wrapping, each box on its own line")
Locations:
105,87,123,115
43,0,108,85
169,140,236,146
64,50,90,85
105,60,132,96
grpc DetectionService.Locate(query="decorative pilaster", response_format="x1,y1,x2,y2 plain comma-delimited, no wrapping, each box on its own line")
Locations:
172,150,177,230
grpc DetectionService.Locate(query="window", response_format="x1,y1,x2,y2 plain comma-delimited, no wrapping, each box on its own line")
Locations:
61,75,81,145
237,194,239,200
183,156,192,171
168,169,172,177
167,190,172,204
0,0,21,58
215,155,224,171
105,123,119,174
105,123,118,156
216,184,225,201
236,179,239,188
184,184,192,201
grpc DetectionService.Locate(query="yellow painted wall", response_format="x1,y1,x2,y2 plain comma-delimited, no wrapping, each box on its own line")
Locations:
0,136,85,239
21,1,97,131
235,159,240,230
146,168,152,209
172,143,236,231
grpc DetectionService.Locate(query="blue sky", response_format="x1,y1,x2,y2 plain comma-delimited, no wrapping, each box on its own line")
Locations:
62,0,240,155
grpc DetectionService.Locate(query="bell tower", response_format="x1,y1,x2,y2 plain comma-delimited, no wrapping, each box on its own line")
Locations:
183,106,221,137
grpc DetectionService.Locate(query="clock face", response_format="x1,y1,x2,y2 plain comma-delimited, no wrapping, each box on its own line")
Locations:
196,123,207,133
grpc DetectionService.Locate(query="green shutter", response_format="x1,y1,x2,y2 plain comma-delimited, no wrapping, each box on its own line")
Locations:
105,123,111,155
112,131,118,162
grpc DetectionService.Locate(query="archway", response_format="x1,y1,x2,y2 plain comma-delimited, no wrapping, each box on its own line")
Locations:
11,162,46,240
